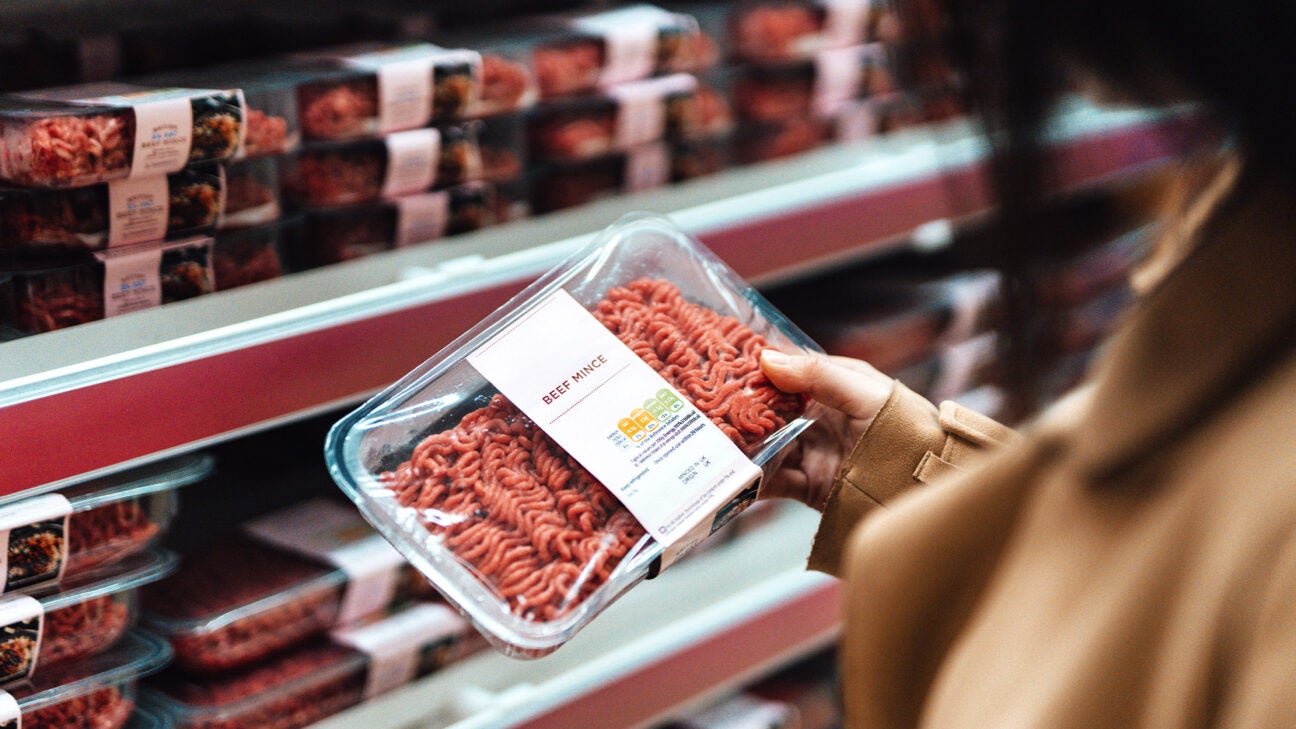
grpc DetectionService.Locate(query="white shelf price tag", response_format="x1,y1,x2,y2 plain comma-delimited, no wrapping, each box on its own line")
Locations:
467,289,762,548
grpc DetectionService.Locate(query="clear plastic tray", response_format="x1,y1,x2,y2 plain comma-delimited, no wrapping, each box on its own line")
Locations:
281,123,482,208
141,536,348,674
6,631,172,729
1,165,223,254
732,44,896,122
0,453,210,580
0,549,179,681
143,604,481,729
326,213,820,656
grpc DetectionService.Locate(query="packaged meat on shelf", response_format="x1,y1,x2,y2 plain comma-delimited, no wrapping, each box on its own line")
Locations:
0,631,172,729
211,218,295,292
0,453,208,590
0,235,216,335
140,62,307,158
527,4,717,99
423,29,540,118
291,184,491,267
1,84,245,187
0,549,177,685
325,214,821,657
475,113,527,182
216,156,280,231
734,116,832,163
731,44,896,121
280,124,482,208
728,0,878,63
289,43,484,140
527,74,731,161
143,602,482,729
529,144,672,213
0,164,222,254
142,498,437,674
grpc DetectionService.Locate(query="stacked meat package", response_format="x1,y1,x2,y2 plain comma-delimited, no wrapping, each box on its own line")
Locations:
0,454,212,728
0,83,254,336
139,497,482,729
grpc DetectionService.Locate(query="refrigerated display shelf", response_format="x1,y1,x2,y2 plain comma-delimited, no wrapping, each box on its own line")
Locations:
309,505,838,729
0,101,1201,497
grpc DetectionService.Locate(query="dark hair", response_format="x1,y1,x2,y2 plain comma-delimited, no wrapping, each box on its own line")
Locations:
896,0,1274,417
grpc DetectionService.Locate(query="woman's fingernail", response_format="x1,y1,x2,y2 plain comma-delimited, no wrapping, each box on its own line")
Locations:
761,350,790,367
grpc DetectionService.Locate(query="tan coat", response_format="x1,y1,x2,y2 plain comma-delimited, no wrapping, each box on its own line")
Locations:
810,167,1296,728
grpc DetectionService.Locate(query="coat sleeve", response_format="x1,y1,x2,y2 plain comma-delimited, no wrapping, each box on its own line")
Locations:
1216,531,1296,727
807,380,1018,576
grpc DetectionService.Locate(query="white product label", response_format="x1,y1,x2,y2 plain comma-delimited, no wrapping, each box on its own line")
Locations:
106,175,170,247
382,128,441,197
931,331,998,402
340,45,443,131
813,47,866,117
330,603,468,698
822,0,871,48
690,694,798,729
573,5,675,85
609,74,697,148
834,98,879,142
943,274,1001,344
624,142,671,192
125,95,194,177
0,690,17,728
467,290,762,547
95,244,164,317
0,495,72,594
242,499,407,625
393,192,450,247
0,595,43,685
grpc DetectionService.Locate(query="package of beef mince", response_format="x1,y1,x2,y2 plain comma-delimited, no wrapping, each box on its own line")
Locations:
326,213,821,657
0,631,171,729
281,123,482,208
528,4,717,99
0,550,177,685
290,42,483,139
1,164,223,254
728,0,876,63
529,143,672,214
291,184,492,268
2,84,244,187
0,235,216,336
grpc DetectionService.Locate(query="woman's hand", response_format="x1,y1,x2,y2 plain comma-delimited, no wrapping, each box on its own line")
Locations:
758,350,894,511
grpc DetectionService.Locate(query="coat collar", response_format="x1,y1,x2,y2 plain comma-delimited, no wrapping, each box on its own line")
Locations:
1065,164,1296,479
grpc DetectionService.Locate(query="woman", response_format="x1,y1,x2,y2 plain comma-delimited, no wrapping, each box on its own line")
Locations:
757,0,1296,726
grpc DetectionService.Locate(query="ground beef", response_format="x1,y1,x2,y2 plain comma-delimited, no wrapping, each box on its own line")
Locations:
242,109,290,156
65,499,163,575
479,54,533,113
533,41,604,98
22,686,134,729
41,594,133,667
297,80,379,141
6,113,133,187
11,267,104,334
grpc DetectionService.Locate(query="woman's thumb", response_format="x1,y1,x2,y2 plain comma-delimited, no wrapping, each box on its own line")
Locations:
760,350,891,420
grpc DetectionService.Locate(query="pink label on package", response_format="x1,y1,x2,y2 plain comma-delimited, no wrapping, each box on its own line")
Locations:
382,129,441,197
813,46,866,116
330,603,468,698
573,5,676,85
609,74,697,148
341,44,442,132
95,244,164,317
834,98,879,142
393,192,450,247
822,0,871,47
107,175,170,247
624,142,670,192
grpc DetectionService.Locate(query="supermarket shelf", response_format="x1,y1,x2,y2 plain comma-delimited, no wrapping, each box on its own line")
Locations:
0,102,1202,496
310,505,839,729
